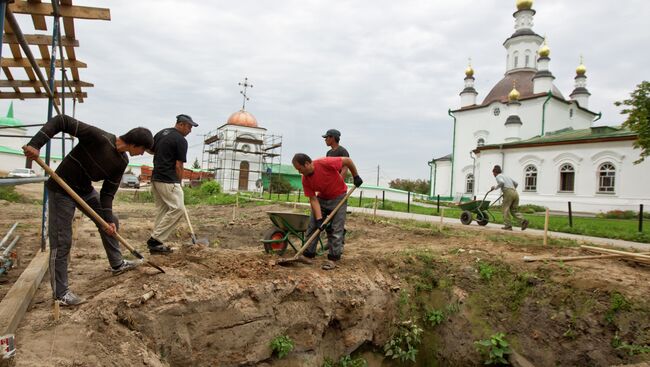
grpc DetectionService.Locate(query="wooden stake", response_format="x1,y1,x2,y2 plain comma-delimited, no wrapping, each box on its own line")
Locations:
373,196,378,221
53,300,60,321
439,207,445,232
543,208,549,246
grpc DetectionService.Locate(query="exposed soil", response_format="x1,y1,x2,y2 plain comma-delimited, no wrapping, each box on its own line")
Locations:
1,185,649,367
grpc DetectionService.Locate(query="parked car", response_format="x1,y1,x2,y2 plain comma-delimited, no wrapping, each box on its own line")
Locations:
7,168,38,178
120,173,140,189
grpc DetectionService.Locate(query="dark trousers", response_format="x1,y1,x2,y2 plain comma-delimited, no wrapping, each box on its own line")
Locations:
304,193,347,261
48,188,123,299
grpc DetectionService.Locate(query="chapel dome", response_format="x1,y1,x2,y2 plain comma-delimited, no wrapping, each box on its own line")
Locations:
576,63,587,76
465,65,474,78
482,70,564,105
516,0,533,10
227,110,258,128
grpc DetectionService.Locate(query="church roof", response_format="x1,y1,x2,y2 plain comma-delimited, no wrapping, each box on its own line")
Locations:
0,102,26,130
227,110,258,128
263,163,300,176
482,70,564,105
475,126,636,152
433,154,451,162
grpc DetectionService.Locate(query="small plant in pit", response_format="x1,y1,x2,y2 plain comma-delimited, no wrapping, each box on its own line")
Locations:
423,308,445,327
605,292,631,323
478,261,496,281
383,319,423,363
612,333,650,356
269,335,294,359
475,332,512,365
322,355,368,367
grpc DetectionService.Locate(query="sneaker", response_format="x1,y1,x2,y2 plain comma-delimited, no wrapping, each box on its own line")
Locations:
149,244,174,254
501,226,513,231
111,259,142,276
57,290,85,307
521,220,529,231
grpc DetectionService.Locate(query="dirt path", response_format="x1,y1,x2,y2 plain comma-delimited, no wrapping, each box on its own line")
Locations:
1,199,649,366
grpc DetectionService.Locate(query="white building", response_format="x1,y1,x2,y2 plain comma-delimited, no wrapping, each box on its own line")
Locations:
431,0,650,213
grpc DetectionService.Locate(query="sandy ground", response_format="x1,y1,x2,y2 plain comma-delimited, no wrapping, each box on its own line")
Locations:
0,184,648,366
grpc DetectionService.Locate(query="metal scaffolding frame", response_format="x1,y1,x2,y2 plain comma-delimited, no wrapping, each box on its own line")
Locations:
202,126,282,192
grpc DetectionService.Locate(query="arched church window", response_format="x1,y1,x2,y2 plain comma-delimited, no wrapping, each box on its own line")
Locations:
598,162,616,193
513,51,519,68
559,164,575,192
524,165,537,192
477,138,485,147
493,107,500,116
465,174,474,194
525,50,531,67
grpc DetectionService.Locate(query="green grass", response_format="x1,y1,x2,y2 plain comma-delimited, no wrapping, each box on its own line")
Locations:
0,186,23,202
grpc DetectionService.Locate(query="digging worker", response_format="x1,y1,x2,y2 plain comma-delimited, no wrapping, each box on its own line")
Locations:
490,165,529,231
23,115,154,306
146,114,198,254
292,153,363,270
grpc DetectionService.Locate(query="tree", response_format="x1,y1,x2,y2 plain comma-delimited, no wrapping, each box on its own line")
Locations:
192,158,201,169
615,81,650,164
270,175,292,194
388,178,430,195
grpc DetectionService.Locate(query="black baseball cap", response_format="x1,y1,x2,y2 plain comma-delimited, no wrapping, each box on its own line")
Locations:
176,114,198,127
322,129,341,138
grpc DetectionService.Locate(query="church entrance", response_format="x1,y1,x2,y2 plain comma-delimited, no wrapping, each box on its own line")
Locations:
238,161,250,191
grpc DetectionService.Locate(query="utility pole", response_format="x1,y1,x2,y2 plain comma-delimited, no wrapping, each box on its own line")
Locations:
376,165,380,186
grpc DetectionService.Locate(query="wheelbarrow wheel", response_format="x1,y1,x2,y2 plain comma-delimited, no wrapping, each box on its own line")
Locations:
477,218,489,226
263,227,288,255
460,211,473,225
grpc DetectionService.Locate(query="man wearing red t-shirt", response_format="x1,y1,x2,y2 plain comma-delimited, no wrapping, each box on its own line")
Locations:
292,153,363,270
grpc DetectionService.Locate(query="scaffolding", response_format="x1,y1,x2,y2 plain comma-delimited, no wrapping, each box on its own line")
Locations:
202,127,282,192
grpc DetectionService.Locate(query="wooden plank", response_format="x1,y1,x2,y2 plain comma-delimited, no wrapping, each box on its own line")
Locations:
581,245,650,261
1,58,87,68
523,253,650,263
3,34,79,47
9,1,111,21
0,250,49,336
0,91,87,99
0,80,94,88
28,0,47,31
0,68,23,95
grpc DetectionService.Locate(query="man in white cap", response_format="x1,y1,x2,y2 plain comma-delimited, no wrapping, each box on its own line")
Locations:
147,114,198,254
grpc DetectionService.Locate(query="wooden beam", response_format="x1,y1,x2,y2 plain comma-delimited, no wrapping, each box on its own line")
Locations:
1,58,87,68
9,1,111,21
3,34,79,47
0,250,49,336
0,91,87,99
28,0,47,31
0,80,93,88
0,68,23,94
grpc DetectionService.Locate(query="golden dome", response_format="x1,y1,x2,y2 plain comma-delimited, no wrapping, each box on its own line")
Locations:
227,110,258,128
508,84,521,101
576,63,587,76
465,65,474,78
539,38,550,57
516,0,533,10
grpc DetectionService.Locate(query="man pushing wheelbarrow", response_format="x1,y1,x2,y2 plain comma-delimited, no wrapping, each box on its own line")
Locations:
491,165,529,231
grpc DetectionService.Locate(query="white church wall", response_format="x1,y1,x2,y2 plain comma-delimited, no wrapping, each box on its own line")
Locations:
474,142,650,213
432,160,451,197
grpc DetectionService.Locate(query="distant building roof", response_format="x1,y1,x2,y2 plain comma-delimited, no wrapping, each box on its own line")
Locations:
263,163,300,176
0,102,26,130
482,70,564,105
0,145,62,160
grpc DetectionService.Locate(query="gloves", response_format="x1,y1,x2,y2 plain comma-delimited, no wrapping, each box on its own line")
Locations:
314,218,325,232
353,175,363,187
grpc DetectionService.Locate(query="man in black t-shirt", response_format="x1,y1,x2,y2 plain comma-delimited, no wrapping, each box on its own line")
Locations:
323,129,350,178
147,114,198,254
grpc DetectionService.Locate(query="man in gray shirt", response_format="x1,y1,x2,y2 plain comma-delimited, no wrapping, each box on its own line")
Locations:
491,165,528,231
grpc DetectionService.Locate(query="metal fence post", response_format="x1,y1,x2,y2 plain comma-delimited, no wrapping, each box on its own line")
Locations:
640,204,644,232
568,201,573,228
407,191,411,213
358,191,363,207
298,190,301,202
382,190,385,209
437,194,440,214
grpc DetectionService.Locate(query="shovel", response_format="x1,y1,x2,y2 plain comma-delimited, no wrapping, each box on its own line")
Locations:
276,186,356,266
33,157,165,274
183,207,209,245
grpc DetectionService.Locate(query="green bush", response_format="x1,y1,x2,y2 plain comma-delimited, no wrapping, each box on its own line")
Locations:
200,180,221,195
598,210,638,219
475,332,512,365
270,175,292,194
519,204,546,214
270,335,294,359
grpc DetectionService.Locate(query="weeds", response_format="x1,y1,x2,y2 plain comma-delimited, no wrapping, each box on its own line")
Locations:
605,292,631,323
475,332,512,365
323,355,368,367
612,333,650,356
383,320,423,363
423,308,445,327
269,335,294,359
478,261,496,281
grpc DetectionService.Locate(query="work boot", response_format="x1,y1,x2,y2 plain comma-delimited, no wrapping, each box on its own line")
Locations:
58,290,85,307
521,220,529,231
111,259,142,276
501,226,513,231
148,237,173,254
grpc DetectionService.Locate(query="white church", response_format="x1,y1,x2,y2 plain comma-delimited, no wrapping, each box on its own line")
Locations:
430,0,650,213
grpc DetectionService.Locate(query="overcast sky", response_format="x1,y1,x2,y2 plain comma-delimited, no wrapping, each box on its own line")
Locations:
4,0,649,185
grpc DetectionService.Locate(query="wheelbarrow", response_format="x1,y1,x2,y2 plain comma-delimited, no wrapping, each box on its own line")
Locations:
261,211,326,255
458,189,502,226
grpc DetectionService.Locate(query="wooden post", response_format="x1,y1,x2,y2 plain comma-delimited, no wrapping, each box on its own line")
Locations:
543,208,549,246
439,207,445,232
639,204,644,233
358,191,363,207
437,194,440,214
298,190,301,203
382,190,385,209
286,192,290,201
568,201,573,228
373,195,378,221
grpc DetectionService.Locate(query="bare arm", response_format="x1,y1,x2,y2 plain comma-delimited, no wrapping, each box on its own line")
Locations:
175,160,184,183
308,196,323,220
341,157,359,177
340,166,349,179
